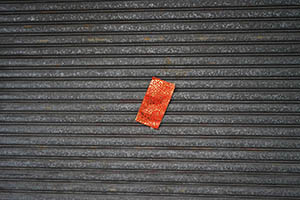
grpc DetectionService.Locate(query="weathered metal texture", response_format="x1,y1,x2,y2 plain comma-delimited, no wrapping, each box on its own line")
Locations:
0,0,300,199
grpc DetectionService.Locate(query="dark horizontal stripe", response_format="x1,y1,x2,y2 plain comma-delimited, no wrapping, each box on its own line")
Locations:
0,6,299,13
1,77,299,81
2,31,300,37
1,68,300,78
1,100,298,104
1,80,300,89
1,123,300,128
2,41,300,48
0,44,299,56
0,53,299,58
1,179,298,189
0,192,297,200
2,89,300,92
1,147,300,161
1,41,300,46
3,18,300,28
1,124,300,137
1,77,300,80
2,157,300,165
0,193,297,200
1,168,300,185
0,54,299,59
1,100,299,103
1,112,300,124
2,111,300,115
1,136,300,149
0,32,299,45
0,9,300,25
1,91,299,101
1,145,299,151
0,178,300,197
2,88,300,92
2,42,300,48
0,8,299,21
1,21,299,35
0,178,299,191
2,66,299,70
1,102,300,113
1,158,300,172
2,135,299,140
1,30,300,37
1,56,299,66
0,4,299,23
1,124,300,128
3,110,300,116
0,0,299,12
1,18,300,27
2,6,300,15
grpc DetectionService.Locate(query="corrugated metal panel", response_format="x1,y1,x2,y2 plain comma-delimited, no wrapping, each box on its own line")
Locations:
0,0,300,199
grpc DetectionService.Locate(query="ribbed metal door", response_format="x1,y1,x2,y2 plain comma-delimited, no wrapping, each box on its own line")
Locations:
0,0,300,199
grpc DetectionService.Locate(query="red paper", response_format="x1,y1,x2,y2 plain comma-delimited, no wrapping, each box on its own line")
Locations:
135,77,175,129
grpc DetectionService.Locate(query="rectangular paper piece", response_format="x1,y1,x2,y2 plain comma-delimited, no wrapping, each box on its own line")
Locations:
136,77,175,129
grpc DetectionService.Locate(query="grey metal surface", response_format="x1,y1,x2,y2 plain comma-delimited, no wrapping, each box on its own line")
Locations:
0,0,300,199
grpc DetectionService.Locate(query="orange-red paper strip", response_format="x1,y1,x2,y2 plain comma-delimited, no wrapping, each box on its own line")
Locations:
135,77,175,129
